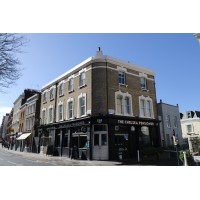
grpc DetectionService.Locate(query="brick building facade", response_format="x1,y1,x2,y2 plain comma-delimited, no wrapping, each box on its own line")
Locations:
38,49,160,161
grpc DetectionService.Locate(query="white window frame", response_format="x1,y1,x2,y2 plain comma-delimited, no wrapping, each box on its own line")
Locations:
48,105,54,123
115,91,133,116
118,71,126,85
139,96,154,118
79,72,86,87
50,87,55,100
187,124,194,134
58,81,65,96
68,78,74,92
139,73,148,90
146,100,153,118
139,98,146,117
78,93,87,118
42,91,47,103
41,108,46,125
67,98,74,120
57,102,64,121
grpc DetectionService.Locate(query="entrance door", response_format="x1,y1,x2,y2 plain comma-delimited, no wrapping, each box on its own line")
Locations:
93,132,108,160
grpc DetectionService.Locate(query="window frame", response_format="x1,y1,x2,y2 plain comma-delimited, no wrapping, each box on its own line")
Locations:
68,78,74,92
118,71,126,85
78,93,87,118
58,102,64,121
79,72,86,87
67,98,74,120
59,82,64,97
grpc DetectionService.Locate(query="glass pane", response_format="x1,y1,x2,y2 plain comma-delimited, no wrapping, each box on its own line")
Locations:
101,134,107,146
63,135,68,147
94,134,99,146
79,136,87,148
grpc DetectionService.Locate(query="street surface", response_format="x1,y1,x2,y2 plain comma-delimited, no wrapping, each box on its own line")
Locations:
0,147,122,166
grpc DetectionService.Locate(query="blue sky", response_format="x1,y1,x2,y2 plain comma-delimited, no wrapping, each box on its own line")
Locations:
1,33,200,123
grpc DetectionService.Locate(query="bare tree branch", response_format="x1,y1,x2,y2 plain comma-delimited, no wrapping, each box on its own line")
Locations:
0,33,28,93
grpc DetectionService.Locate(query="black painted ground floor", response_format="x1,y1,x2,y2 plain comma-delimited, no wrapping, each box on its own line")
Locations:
35,115,160,161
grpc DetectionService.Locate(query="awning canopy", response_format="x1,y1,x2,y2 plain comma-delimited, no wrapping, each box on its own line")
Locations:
16,133,31,140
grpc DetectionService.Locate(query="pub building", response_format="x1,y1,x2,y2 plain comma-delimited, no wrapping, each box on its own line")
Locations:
38,48,160,161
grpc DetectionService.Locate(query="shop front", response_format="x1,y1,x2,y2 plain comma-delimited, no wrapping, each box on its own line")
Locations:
108,116,160,161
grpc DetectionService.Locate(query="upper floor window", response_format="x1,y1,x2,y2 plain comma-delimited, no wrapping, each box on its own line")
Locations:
115,91,133,116
140,99,146,117
42,91,47,103
67,100,74,119
139,96,154,118
78,93,87,117
48,106,54,123
116,95,123,115
174,116,178,128
166,115,171,128
58,103,64,121
68,78,74,92
50,88,55,100
79,72,86,87
187,124,193,134
59,82,64,96
124,96,131,115
118,71,126,85
146,100,152,118
41,109,46,124
140,77,147,90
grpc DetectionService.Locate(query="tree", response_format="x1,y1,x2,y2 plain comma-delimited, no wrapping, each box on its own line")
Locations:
0,33,27,93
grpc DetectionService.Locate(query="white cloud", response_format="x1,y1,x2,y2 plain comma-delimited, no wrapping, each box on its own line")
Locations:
0,106,12,125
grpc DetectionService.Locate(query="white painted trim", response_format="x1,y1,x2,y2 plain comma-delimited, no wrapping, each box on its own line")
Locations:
57,101,64,122
77,93,87,118
66,98,74,120
139,96,154,119
92,66,154,81
117,66,127,72
48,105,54,123
115,91,133,116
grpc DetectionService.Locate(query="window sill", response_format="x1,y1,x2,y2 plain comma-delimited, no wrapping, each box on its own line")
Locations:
59,94,64,97
141,88,149,92
50,98,54,101
68,90,74,94
42,101,47,104
79,84,87,89
119,83,128,87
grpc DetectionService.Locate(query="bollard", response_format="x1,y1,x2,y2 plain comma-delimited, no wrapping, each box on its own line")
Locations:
183,151,188,166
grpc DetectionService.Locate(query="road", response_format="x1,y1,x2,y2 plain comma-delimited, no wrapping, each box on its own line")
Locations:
0,147,57,166
0,147,122,166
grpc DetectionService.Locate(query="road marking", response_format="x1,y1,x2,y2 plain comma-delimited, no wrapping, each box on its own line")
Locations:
7,161,18,165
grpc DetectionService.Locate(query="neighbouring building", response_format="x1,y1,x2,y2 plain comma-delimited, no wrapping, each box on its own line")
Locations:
0,113,9,139
180,111,200,151
11,89,40,145
39,48,160,161
15,92,41,152
157,100,183,147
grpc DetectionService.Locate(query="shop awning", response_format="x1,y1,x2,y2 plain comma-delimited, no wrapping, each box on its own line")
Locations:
16,133,31,140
